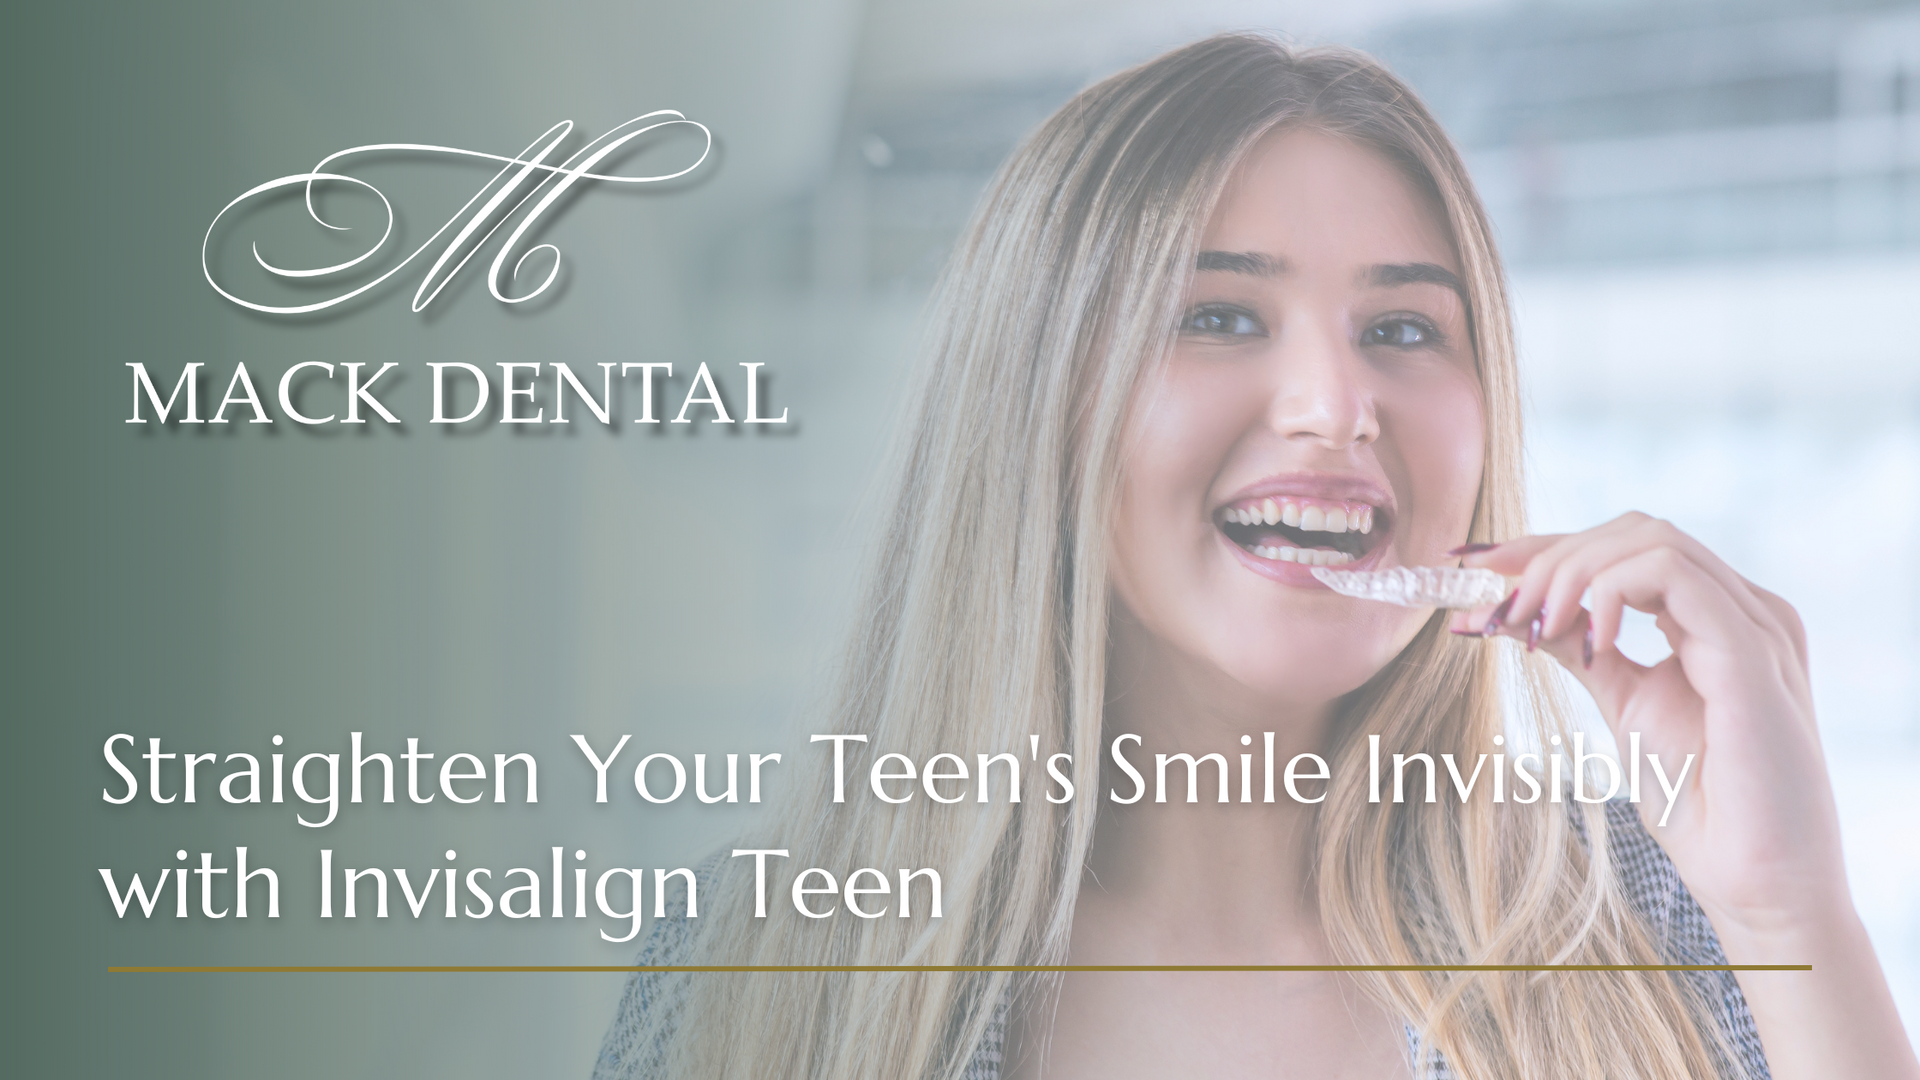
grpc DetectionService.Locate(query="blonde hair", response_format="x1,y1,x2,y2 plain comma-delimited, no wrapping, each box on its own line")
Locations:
652,33,1740,1080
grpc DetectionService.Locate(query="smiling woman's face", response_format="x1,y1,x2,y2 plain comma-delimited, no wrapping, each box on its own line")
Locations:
1108,126,1485,710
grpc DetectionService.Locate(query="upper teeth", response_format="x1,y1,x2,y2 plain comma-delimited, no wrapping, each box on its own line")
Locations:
1226,498,1375,534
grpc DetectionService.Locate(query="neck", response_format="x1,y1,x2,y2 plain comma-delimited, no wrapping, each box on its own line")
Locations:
1081,609,1341,962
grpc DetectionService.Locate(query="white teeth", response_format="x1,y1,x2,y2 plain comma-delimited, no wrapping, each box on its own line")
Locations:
1250,543,1353,566
1225,499,1382,537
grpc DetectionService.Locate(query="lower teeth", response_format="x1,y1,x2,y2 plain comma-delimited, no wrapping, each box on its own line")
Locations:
1252,545,1353,566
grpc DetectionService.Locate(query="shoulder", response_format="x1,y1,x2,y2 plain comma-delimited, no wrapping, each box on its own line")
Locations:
1595,799,1772,1079
1598,799,1715,959
590,856,717,1080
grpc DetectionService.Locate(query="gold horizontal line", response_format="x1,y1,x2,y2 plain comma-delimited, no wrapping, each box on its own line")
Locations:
107,964,1812,974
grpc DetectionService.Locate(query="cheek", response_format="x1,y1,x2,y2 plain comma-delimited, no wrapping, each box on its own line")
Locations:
1385,373,1485,554
1109,369,1254,602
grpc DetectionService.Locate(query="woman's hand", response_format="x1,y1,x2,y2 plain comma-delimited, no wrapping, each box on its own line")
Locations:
1452,512,1834,930
1450,513,1918,1079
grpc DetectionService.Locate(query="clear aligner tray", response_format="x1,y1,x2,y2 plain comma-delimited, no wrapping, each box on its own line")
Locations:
1309,565,1510,608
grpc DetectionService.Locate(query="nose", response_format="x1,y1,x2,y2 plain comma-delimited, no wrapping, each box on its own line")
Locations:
1264,322,1380,451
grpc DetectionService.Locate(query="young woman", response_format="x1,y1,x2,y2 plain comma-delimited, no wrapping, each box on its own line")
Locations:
595,33,1918,1080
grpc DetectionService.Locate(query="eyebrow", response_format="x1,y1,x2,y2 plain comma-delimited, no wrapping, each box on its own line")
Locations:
1196,252,1467,302
1195,250,1283,276
1367,262,1467,299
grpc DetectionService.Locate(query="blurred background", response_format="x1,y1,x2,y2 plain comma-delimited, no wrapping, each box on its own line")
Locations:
7,0,1916,1075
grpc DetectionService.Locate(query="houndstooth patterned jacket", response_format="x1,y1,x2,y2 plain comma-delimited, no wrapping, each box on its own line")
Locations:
593,799,1769,1079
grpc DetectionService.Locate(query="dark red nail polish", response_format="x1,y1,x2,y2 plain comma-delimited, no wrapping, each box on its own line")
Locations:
1582,627,1594,669
1448,542,1499,556
1485,589,1518,636
1527,616,1541,652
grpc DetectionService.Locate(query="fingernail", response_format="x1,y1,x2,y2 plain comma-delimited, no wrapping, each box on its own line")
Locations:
1449,627,1486,638
1527,616,1541,652
1485,589,1518,636
1582,626,1594,669
1448,542,1499,556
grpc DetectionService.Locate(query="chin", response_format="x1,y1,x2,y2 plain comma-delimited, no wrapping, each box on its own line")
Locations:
1205,618,1412,711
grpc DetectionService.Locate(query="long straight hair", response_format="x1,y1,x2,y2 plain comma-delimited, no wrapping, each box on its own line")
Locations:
648,34,1741,1080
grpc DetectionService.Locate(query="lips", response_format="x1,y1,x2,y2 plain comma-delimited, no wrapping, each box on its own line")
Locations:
1213,478,1393,584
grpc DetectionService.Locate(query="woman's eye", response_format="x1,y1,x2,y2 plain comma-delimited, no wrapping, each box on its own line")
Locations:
1181,305,1265,338
1364,316,1440,347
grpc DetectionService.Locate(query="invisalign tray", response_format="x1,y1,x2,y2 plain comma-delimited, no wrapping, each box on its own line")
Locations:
1309,566,1509,608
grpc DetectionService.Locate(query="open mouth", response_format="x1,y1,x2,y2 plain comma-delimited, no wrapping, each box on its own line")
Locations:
1216,495,1387,567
